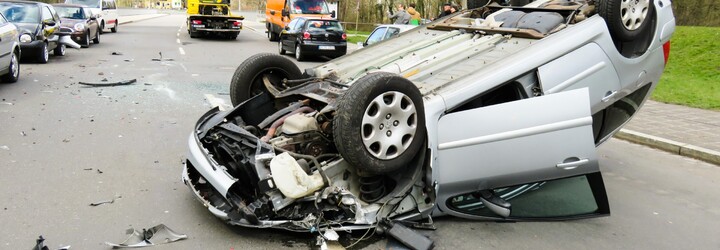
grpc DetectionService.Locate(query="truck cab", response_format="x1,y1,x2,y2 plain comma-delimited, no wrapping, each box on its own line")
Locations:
265,0,334,41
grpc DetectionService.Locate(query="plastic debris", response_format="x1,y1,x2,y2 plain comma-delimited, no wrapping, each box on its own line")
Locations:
105,224,187,248
79,79,137,87
32,235,70,250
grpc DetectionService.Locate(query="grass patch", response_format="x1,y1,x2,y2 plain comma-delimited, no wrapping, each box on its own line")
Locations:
653,26,720,110
345,29,370,44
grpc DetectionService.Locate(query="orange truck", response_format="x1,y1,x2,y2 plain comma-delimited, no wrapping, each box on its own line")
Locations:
265,0,335,41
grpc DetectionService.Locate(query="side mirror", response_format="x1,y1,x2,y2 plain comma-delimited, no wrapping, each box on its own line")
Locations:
331,10,336,18
90,16,97,20
270,10,276,15
281,9,289,17
42,20,56,26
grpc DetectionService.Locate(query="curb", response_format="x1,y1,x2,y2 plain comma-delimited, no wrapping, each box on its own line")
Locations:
615,129,720,166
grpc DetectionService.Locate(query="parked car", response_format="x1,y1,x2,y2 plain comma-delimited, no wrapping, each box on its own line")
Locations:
361,24,414,48
183,0,674,238
278,17,347,61
53,4,99,48
0,12,20,83
0,0,65,63
64,0,118,33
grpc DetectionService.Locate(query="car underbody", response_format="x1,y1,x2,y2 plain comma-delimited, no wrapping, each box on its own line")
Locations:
182,0,675,238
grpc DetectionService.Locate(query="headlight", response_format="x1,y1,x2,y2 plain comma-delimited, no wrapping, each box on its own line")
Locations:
19,34,32,43
74,23,85,32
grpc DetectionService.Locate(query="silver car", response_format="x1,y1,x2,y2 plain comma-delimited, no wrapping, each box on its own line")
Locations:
182,0,675,236
0,11,19,83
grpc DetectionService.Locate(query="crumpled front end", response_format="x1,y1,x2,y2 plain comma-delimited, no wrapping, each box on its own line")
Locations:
182,93,432,232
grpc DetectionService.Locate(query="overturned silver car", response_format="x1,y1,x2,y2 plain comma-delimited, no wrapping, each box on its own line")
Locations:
182,0,675,233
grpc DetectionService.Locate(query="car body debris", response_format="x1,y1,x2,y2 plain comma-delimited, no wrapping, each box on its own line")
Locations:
32,235,70,250
111,52,123,55
79,79,137,87
90,196,119,206
105,224,187,248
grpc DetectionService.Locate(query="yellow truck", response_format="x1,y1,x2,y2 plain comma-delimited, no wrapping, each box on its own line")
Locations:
186,0,244,39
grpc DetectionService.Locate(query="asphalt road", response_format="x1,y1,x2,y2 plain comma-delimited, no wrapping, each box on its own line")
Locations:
1,11,719,250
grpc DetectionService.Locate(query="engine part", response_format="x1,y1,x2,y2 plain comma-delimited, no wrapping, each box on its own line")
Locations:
281,112,320,135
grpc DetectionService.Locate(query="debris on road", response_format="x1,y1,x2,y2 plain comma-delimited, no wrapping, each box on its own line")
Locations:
111,52,123,55
32,235,70,250
105,224,187,248
79,79,137,87
20,131,26,136
124,59,134,62
1,102,13,105
83,168,93,171
97,169,103,174
151,52,174,61
1,145,9,150
89,199,115,206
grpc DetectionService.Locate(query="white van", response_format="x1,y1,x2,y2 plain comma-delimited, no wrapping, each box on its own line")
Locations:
64,0,119,33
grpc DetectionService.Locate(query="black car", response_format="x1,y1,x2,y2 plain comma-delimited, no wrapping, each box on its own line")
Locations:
278,17,347,61
0,0,64,63
53,4,99,48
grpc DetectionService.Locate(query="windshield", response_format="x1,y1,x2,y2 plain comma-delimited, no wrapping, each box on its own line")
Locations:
0,3,39,23
55,6,85,19
64,0,100,8
290,0,329,14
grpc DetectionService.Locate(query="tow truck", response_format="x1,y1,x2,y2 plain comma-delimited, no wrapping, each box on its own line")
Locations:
186,0,244,39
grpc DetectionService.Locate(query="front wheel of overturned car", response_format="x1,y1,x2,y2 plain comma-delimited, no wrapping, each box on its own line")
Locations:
333,72,427,174
229,53,302,106
597,0,654,41
1,50,19,83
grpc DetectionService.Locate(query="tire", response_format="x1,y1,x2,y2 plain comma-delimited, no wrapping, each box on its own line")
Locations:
100,22,105,34
81,32,90,48
110,20,118,33
189,29,199,38
278,41,286,55
333,72,426,174
229,53,302,106
1,50,19,83
53,44,66,56
597,0,654,41
295,44,304,61
93,29,100,44
37,42,49,63
268,29,279,41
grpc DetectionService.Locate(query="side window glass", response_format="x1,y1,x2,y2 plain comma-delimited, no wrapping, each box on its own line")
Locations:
110,1,116,9
84,9,91,18
42,6,53,22
0,14,7,25
295,19,306,31
286,19,297,31
102,0,108,9
365,27,387,45
384,28,400,39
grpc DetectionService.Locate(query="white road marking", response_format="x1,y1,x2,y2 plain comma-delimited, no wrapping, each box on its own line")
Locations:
176,38,181,44
178,47,185,55
204,94,231,111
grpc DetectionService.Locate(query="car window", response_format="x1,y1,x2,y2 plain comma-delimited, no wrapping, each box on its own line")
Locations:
384,27,400,39
103,0,116,9
65,0,101,8
306,20,341,32
0,3,40,23
366,27,387,45
84,8,92,18
56,6,85,19
41,6,54,22
294,19,306,31
0,13,7,25
286,18,298,31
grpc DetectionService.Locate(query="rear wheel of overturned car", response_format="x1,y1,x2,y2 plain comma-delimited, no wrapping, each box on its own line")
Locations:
37,42,49,63
597,0,654,41
333,72,426,174
229,53,302,106
1,50,19,83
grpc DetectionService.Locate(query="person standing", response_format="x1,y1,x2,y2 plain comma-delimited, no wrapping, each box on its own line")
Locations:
388,4,411,24
407,3,422,25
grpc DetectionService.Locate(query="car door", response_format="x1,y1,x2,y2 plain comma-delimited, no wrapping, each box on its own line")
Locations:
434,87,610,220
0,13,14,69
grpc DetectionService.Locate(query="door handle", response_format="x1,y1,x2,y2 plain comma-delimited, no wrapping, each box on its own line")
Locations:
601,90,617,102
556,158,589,170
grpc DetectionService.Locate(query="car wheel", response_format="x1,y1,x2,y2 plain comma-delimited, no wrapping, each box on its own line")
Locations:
93,29,100,43
110,21,118,33
82,32,90,48
333,72,427,174
278,41,286,55
37,42,49,63
597,0,655,41
54,44,66,56
189,30,199,38
100,22,105,34
1,50,19,83
229,53,302,106
295,44,304,61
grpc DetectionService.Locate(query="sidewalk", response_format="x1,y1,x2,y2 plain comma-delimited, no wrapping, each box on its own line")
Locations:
616,100,720,166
